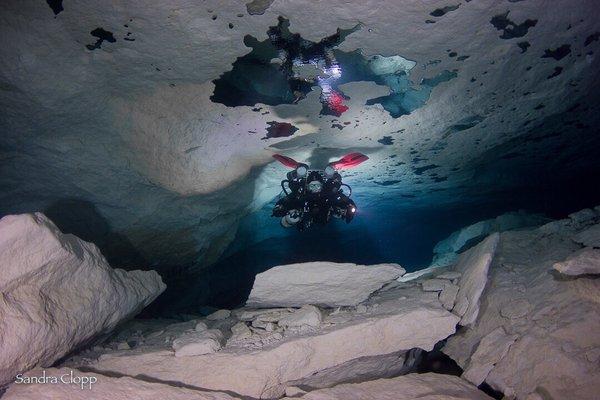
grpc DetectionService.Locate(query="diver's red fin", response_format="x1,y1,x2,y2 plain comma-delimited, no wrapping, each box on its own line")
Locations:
272,154,301,169
329,152,369,170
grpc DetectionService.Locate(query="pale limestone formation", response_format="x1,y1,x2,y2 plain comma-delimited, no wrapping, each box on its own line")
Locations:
462,327,518,386
86,287,458,398
2,368,239,400
283,373,493,400
553,247,600,276
0,213,165,386
444,216,600,400
247,262,405,307
452,233,500,326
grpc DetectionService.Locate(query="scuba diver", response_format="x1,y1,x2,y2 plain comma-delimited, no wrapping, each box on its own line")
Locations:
271,153,368,230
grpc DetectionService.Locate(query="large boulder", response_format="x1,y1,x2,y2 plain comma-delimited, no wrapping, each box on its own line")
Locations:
84,285,457,398
444,215,600,399
0,213,165,386
246,262,405,307
283,373,493,400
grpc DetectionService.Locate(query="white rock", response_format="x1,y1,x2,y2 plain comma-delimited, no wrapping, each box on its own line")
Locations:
265,322,277,332
500,299,532,319
436,271,462,280
174,338,221,357
195,321,209,332
0,213,165,386
439,283,459,310
247,262,405,307
421,278,449,291
553,248,600,276
238,308,293,321
573,224,600,248
397,266,438,282
284,351,408,390
89,288,459,398
227,321,252,344
2,367,238,400
453,233,500,326
524,393,544,400
462,327,518,386
283,373,493,400
278,305,323,329
172,330,222,357
444,217,600,399
206,309,232,321
116,342,130,351
431,212,548,267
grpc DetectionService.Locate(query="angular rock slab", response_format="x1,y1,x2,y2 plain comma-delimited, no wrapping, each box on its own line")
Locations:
462,327,518,386
553,247,600,276
573,224,600,248
89,292,457,399
439,283,459,310
246,262,405,307
284,351,408,391
0,213,165,386
284,373,493,400
2,368,239,400
453,233,500,326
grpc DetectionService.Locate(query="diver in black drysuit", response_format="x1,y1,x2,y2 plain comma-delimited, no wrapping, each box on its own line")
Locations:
272,166,356,230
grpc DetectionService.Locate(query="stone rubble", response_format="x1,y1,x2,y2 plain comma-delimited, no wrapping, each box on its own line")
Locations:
70,283,459,398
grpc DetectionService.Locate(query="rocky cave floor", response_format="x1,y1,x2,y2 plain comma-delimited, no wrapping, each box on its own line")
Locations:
1,206,599,399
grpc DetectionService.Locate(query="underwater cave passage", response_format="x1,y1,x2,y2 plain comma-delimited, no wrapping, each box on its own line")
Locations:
85,28,116,50
262,121,299,139
210,17,456,119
